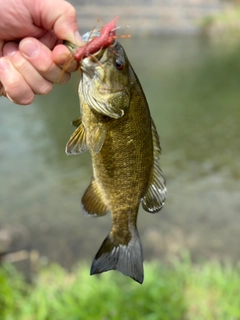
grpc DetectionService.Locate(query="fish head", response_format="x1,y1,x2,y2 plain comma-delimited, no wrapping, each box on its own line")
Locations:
80,41,131,119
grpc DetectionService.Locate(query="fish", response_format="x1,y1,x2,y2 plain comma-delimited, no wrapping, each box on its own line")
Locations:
65,28,167,284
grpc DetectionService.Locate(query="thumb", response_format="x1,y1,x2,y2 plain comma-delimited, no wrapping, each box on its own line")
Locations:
37,0,84,46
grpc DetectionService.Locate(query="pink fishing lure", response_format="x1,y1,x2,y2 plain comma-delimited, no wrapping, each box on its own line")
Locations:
74,17,118,61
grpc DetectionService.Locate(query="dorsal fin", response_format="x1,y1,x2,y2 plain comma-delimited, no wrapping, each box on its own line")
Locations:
82,178,108,217
151,119,161,159
65,123,88,155
142,162,166,213
142,120,167,213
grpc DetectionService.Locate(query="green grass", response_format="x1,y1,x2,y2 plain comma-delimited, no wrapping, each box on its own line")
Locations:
0,255,240,320
200,5,240,41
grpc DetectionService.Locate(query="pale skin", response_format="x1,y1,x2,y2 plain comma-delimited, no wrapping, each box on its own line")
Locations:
0,0,84,105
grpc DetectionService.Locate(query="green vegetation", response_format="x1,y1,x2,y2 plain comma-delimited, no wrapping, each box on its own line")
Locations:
0,256,240,320
200,5,240,41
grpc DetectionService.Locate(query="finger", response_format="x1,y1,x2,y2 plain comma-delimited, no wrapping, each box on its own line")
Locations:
52,44,79,72
0,57,34,105
19,37,70,84
0,81,5,96
0,40,5,56
3,42,53,95
38,30,59,50
37,0,84,45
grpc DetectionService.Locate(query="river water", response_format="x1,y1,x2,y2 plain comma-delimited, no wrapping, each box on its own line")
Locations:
0,35,239,268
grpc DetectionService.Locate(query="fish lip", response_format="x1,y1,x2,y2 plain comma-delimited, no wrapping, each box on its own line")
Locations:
98,87,125,95
98,87,111,94
80,65,96,79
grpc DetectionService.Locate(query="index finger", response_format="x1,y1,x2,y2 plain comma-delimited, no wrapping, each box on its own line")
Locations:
52,44,79,73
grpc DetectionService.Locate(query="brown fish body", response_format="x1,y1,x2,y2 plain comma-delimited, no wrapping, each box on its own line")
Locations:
66,41,166,283
82,72,153,230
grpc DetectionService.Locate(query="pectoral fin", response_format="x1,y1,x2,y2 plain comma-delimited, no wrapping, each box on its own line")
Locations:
65,123,88,155
91,123,107,153
142,120,167,213
82,178,108,217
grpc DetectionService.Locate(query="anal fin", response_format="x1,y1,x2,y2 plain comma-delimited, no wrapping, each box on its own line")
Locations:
82,178,108,217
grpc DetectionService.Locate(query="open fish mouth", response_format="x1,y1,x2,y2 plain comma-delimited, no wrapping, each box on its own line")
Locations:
79,49,106,79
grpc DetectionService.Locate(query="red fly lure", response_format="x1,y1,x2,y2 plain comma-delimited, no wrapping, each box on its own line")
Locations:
73,17,118,61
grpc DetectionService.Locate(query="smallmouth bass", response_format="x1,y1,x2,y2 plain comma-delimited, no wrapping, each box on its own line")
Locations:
65,33,167,284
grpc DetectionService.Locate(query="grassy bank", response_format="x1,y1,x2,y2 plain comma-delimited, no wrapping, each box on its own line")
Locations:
200,4,240,42
1,256,240,320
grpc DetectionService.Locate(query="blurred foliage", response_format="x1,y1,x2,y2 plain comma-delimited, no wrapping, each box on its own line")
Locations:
1,255,240,320
0,265,25,319
200,4,240,42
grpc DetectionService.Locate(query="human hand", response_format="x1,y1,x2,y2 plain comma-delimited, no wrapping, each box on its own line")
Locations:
0,0,83,105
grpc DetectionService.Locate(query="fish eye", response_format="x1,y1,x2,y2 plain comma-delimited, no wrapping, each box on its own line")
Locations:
115,58,125,70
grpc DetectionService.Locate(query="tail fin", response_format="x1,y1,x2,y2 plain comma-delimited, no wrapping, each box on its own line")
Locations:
90,227,144,284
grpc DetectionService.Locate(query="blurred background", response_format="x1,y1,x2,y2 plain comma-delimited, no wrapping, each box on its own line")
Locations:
0,0,240,277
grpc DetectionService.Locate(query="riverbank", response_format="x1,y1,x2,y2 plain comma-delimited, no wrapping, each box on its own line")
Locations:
70,0,222,35
200,3,240,41
1,33,240,274
1,256,240,319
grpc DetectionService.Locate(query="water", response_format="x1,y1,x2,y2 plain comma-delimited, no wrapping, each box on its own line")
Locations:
0,35,240,268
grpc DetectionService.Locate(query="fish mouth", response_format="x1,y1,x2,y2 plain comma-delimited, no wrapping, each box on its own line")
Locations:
98,87,126,95
80,52,104,79
98,87,111,94
80,64,97,79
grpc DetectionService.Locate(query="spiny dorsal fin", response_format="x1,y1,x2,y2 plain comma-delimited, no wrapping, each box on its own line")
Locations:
72,116,82,128
91,123,107,154
141,119,167,213
82,178,108,217
65,123,88,155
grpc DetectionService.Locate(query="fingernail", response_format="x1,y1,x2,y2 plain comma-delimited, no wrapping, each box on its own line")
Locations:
21,40,39,58
4,43,18,57
74,31,84,46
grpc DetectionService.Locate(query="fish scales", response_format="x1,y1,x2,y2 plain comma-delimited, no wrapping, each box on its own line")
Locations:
65,37,166,284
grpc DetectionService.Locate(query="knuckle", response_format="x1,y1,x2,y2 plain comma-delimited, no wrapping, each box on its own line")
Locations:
65,4,77,17
10,51,26,70
38,60,52,74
